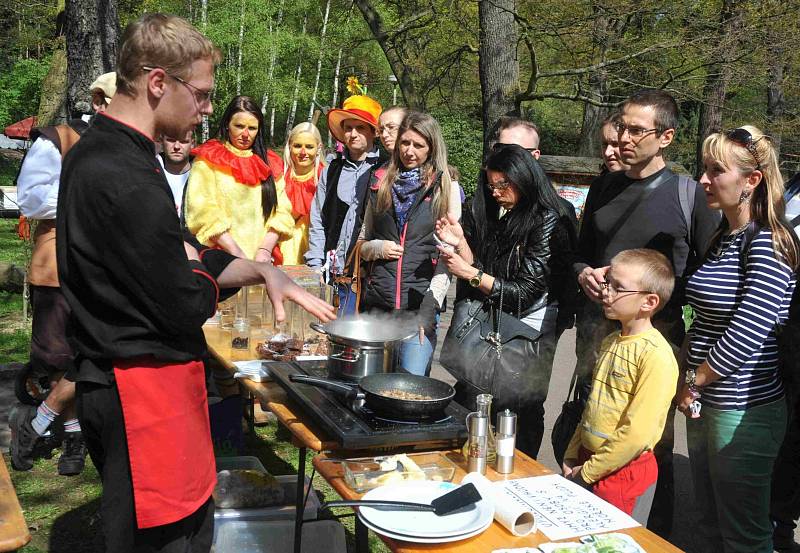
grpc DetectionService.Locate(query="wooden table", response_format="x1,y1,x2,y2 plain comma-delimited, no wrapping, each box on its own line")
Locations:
314,451,684,552
0,455,30,552
203,326,683,553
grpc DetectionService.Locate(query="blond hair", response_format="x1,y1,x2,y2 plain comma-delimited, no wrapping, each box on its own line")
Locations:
116,13,221,97
703,125,799,269
611,249,675,313
282,122,326,186
375,111,452,220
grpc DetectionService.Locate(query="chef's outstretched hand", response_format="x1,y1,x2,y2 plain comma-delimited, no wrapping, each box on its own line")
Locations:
261,264,336,323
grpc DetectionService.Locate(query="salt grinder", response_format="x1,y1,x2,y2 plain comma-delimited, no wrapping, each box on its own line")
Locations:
495,409,517,474
467,413,489,475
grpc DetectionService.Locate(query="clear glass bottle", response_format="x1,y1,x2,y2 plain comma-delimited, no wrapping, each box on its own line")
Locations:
462,394,497,463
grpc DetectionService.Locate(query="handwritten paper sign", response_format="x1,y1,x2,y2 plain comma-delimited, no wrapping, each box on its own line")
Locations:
494,474,639,541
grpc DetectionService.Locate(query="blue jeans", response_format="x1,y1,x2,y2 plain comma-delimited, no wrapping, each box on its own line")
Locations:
336,283,359,317
398,314,439,377
687,399,787,553
399,332,435,377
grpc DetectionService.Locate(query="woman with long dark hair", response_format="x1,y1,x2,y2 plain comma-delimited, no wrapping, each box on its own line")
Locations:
359,111,461,376
186,95,293,261
676,126,799,553
436,144,577,458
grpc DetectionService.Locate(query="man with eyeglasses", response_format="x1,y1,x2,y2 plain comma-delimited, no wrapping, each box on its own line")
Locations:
56,14,334,553
573,89,718,538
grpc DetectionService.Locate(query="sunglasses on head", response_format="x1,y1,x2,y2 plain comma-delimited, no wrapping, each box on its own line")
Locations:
726,128,762,169
491,142,538,153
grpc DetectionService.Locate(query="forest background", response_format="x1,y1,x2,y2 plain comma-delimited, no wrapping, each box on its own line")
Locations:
1,0,799,196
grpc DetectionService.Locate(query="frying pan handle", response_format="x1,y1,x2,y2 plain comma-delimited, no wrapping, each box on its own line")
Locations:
289,374,361,400
309,322,329,336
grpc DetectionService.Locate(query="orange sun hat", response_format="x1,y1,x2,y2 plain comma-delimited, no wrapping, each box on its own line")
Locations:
327,95,382,144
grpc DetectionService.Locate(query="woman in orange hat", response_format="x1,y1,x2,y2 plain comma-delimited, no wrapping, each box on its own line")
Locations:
185,96,293,261
359,111,461,375
276,122,326,265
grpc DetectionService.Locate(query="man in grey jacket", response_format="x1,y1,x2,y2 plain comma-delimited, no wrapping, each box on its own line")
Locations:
305,94,384,314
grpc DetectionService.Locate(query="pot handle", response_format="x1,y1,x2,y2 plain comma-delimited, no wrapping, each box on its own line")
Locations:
329,349,361,362
289,374,361,400
309,322,329,336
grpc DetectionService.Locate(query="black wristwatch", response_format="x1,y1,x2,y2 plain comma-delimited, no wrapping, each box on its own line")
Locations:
469,269,484,288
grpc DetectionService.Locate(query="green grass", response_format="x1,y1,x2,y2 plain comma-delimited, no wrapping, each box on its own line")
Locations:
0,218,29,266
8,418,391,553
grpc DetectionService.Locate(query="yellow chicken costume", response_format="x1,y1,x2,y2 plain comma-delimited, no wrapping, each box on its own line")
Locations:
186,139,294,260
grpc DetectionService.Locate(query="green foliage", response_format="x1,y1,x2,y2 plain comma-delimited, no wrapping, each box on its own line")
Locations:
0,56,51,128
0,218,28,267
433,109,483,197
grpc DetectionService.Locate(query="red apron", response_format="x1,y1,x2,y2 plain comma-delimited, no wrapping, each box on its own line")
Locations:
114,359,216,529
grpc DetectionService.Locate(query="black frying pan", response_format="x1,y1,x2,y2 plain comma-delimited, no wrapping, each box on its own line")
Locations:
289,373,455,419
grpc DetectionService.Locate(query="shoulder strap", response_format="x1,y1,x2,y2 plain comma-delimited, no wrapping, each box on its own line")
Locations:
678,175,694,245
737,222,761,273
605,170,675,245
54,125,81,160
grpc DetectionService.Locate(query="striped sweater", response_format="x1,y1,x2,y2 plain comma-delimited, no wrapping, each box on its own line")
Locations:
686,228,796,410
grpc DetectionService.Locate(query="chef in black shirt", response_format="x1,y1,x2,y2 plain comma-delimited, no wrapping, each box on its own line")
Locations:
57,14,334,553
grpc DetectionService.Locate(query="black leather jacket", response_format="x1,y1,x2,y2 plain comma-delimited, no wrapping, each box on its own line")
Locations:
456,207,576,318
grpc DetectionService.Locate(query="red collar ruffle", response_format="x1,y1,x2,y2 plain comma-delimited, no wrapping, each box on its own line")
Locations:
192,139,271,186
283,165,323,218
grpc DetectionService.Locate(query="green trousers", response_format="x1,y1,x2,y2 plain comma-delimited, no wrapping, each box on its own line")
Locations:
686,399,787,553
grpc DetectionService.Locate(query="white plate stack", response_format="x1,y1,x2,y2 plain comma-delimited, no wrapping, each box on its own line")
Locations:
357,481,495,544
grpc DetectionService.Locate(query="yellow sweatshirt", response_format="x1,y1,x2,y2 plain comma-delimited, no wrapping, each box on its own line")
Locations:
185,144,294,259
565,327,678,484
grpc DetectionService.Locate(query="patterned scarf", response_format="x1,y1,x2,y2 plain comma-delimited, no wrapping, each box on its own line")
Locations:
392,167,423,231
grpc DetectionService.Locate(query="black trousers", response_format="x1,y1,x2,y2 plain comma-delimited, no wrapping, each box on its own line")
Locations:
771,393,800,534
76,381,215,553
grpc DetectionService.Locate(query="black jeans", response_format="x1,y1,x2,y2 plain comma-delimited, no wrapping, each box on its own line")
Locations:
76,380,215,553
771,393,800,538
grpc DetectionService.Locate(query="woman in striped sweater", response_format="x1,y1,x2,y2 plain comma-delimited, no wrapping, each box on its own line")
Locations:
677,126,799,553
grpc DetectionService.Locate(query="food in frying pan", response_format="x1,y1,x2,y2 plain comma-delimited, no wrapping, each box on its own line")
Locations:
379,389,434,401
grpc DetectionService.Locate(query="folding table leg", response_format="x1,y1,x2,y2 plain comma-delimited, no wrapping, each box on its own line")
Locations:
294,446,307,553
355,516,369,553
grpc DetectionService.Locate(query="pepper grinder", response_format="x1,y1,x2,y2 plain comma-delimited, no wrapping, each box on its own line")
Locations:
466,413,489,475
495,409,517,474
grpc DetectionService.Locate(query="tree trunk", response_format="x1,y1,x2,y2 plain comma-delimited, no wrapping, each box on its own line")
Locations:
328,48,343,148
695,0,741,177
65,0,119,118
285,15,307,133
576,4,618,157
353,0,424,110
262,0,285,141
200,0,209,141
236,0,245,95
308,0,331,121
37,44,69,125
766,45,785,152
478,0,519,153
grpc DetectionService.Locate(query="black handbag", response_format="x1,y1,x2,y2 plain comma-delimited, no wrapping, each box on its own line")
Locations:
439,245,543,406
550,370,583,466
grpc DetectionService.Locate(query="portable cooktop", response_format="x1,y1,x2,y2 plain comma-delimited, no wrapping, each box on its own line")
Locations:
269,360,469,450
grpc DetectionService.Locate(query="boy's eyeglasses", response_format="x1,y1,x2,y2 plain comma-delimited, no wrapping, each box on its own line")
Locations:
726,128,762,170
142,66,214,105
614,122,659,139
600,280,652,298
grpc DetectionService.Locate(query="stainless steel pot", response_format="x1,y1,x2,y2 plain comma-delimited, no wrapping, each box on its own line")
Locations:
310,316,418,381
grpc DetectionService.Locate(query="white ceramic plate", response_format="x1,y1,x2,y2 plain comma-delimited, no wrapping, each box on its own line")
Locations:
358,481,494,538
357,512,493,544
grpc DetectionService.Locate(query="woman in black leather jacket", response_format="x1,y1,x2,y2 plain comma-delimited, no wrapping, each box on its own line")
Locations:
436,144,578,458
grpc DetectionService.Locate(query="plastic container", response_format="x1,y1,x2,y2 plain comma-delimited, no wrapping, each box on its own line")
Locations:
214,457,321,521
214,519,346,553
341,452,457,493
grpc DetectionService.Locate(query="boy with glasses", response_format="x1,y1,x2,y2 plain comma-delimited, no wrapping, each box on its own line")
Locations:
573,89,719,537
563,248,678,521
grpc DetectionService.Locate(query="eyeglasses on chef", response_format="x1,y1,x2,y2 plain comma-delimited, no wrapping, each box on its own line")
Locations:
614,122,661,139
142,66,214,105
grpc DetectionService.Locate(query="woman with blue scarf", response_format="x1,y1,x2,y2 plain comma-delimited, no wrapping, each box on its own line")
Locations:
358,112,461,376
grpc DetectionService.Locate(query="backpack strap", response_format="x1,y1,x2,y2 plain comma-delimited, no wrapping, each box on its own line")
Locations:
678,175,694,245
737,222,761,273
